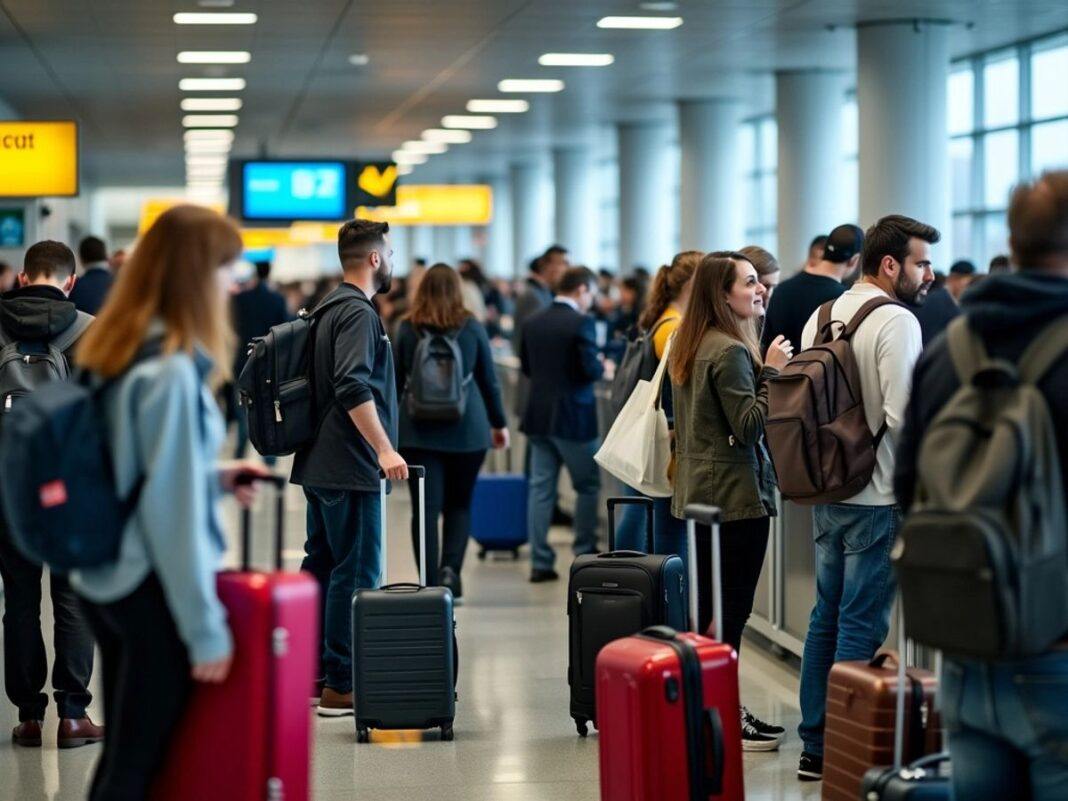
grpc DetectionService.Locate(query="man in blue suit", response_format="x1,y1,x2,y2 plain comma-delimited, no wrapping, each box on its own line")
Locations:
69,236,113,316
520,267,604,582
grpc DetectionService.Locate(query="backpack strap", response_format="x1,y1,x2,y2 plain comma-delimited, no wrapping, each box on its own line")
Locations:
841,296,904,339
50,311,94,354
1018,315,1068,385
946,316,992,385
815,300,837,344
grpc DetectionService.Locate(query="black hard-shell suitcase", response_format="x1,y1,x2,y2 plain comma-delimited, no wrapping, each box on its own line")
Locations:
567,496,688,736
351,466,458,742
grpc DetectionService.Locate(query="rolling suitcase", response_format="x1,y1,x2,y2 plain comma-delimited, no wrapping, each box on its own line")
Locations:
470,473,527,559
595,504,745,801
153,476,319,801
822,604,942,801
351,466,458,742
568,496,688,736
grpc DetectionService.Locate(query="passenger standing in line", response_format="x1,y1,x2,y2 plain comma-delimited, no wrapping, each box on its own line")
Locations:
69,235,114,316
911,259,975,346
989,253,1012,274
895,172,1068,801
512,246,569,418
394,264,510,600
70,206,271,801
0,261,16,293
520,267,603,582
0,241,101,749
761,224,863,352
668,252,793,751
290,219,406,717
614,251,702,569
801,233,828,272
740,245,782,302
795,215,938,781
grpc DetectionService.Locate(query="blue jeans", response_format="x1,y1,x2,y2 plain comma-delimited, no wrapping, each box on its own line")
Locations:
798,503,899,756
943,651,1068,801
301,487,382,693
614,484,689,576
527,436,600,571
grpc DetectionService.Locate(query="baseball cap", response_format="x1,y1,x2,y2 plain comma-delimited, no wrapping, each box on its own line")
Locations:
949,259,976,276
822,224,865,263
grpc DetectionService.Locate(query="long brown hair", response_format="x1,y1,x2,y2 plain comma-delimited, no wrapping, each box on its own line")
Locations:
638,250,702,331
668,252,763,386
406,263,471,330
77,204,241,381
737,245,779,279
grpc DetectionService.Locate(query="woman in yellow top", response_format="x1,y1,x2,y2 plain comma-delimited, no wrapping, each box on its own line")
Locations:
614,250,702,567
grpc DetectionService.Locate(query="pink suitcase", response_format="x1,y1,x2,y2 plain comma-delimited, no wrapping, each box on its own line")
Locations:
153,477,318,801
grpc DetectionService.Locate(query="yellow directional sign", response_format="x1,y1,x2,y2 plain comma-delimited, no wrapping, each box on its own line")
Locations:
356,184,493,225
138,198,225,234
357,164,398,199
0,121,79,197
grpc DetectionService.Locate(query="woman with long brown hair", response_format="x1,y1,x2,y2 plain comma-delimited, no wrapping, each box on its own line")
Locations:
70,205,268,800
394,263,509,600
669,251,793,751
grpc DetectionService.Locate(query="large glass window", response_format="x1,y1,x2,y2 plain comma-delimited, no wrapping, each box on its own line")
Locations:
1031,36,1068,120
743,115,777,253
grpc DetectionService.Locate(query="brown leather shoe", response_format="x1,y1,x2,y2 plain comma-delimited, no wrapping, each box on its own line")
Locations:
12,720,43,747
57,717,104,749
316,687,354,718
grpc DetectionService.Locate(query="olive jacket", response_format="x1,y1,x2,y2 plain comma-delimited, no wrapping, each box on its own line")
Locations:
670,328,779,523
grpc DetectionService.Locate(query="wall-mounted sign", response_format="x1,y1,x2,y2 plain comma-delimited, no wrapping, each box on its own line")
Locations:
0,207,26,247
138,198,225,234
353,162,398,207
356,184,493,226
0,121,79,197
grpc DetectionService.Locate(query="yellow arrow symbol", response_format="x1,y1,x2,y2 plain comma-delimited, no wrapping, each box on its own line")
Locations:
358,164,398,198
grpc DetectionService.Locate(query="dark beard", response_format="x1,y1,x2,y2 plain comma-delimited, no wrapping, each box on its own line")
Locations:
896,271,929,305
375,264,393,294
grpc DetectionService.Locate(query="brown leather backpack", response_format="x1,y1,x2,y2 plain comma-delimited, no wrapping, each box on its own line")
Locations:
765,296,903,504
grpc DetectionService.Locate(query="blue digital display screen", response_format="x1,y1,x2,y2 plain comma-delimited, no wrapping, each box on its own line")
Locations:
242,161,346,221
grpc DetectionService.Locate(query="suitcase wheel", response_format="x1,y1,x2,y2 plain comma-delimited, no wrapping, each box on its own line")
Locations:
575,718,589,738
478,548,487,561
511,548,520,560
356,727,370,744
440,724,454,742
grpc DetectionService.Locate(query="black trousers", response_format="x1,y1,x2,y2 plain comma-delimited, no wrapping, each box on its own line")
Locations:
694,517,771,654
82,575,193,801
0,529,94,721
401,447,487,585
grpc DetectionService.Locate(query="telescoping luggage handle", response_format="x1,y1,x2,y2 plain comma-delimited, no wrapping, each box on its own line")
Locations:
605,496,655,553
378,465,427,588
683,504,723,643
886,597,942,771
237,474,288,572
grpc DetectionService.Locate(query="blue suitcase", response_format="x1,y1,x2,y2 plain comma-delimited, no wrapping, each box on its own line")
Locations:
470,474,528,559
861,753,951,799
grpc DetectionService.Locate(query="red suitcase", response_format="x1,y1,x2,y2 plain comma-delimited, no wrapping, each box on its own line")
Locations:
596,504,745,801
153,476,318,801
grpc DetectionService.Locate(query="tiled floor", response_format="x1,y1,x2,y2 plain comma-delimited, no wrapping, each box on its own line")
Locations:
0,482,821,800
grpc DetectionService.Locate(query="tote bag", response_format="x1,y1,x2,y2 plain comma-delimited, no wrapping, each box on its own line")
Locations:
595,334,673,497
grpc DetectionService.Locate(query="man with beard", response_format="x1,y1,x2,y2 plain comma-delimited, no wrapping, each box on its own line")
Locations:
794,214,938,782
291,219,406,716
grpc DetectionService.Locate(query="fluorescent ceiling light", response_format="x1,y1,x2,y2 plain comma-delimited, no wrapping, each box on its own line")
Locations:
392,150,428,165
441,115,498,130
498,79,564,93
402,140,448,155
185,155,228,166
596,16,683,29
173,12,257,24
179,77,246,91
184,128,234,141
177,51,251,64
186,161,227,172
396,164,413,176
422,128,473,144
466,99,529,113
183,114,239,127
348,54,370,66
185,142,233,155
538,53,615,67
181,97,242,111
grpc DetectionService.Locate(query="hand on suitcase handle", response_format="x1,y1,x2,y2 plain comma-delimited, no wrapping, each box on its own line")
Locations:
378,465,425,479
683,504,722,526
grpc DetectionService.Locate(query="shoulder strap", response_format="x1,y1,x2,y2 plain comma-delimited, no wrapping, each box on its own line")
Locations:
306,292,352,321
946,316,991,385
648,315,673,339
0,322,10,348
815,300,837,344
841,296,904,339
1018,315,1068,385
50,311,94,354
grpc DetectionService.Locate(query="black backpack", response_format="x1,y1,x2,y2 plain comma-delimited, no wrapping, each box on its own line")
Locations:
0,312,93,422
608,317,671,420
405,328,471,422
236,295,347,457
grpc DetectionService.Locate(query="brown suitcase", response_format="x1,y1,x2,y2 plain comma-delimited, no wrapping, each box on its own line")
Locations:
821,651,942,801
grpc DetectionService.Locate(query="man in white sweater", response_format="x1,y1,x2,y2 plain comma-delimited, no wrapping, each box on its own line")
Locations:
795,215,938,781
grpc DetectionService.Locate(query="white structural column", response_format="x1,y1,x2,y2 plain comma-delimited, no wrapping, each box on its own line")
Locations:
618,122,676,270
857,20,951,258
410,226,434,263
553,147,598,266
678,99,746,253
776,71,850,270
432,226,455,265
510,160,552,276
484,173,513,277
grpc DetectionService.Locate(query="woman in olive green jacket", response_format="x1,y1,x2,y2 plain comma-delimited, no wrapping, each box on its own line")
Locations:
669,251,794,750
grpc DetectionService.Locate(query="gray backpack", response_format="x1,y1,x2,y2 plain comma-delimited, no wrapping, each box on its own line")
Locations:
405,328,472,422
894,314,1068,659
0,313,93,421
608,317,672,420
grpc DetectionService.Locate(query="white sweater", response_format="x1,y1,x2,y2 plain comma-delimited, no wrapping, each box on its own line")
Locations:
800,282,923,507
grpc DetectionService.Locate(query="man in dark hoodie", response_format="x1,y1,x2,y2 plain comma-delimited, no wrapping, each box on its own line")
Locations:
895,170,1068,800
0,240,103,749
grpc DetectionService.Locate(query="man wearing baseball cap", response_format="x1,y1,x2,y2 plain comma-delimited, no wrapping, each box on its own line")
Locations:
762,223,865,353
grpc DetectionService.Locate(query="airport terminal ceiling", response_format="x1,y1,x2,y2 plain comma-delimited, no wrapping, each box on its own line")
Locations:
1,0,1067,186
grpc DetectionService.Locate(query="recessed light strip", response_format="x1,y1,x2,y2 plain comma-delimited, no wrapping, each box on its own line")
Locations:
538,53,614,67
173,12,257,24
402,140,448,155
177,51,251,64
183,114,240,127
498,79,564,93
466,99,529,113
392,150,428,165
442,115,498,130
596,16,683,29
181,97,243,111
422,128,473,144
180,78,246,91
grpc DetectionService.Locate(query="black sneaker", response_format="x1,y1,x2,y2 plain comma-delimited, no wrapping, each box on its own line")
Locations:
440,566,463,601
740,709,782,752
742,706,785,737
797,751,823,781
529,568,559,583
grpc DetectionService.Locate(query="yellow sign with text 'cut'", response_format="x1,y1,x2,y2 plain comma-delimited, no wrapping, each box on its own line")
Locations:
0,121,79,197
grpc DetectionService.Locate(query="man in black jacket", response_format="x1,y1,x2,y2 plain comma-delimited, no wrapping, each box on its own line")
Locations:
68,235,113,316
0,241,103,749
520,267,604,582
895,171,1068,800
